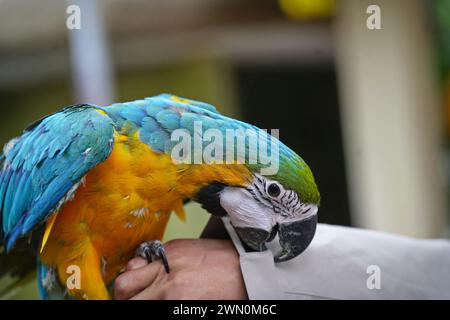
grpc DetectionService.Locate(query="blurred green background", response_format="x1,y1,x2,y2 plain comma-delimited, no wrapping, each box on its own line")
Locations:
1,0,449,299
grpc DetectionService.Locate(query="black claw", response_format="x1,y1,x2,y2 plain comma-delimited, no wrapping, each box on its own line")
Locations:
144,249,152,263
158,247,170,273
136,240,170,273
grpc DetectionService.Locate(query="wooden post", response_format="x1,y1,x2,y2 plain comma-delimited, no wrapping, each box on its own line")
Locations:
334,0,448,237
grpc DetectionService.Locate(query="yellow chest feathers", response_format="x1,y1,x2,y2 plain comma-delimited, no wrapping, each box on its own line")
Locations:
40,132,251,268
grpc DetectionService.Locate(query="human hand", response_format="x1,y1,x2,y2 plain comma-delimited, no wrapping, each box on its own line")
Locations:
114,239,248,300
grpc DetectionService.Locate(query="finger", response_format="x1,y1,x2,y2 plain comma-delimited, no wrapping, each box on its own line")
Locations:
114,262,163,300
126,257,148,271
130,282,165,300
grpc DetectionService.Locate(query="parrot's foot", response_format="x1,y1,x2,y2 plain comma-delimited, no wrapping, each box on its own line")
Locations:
136,240,170,273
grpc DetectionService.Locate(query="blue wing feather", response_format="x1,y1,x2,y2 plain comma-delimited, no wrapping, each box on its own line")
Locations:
103,94,229,153
0,105,114,251
102,94,303,196
102,93,265,157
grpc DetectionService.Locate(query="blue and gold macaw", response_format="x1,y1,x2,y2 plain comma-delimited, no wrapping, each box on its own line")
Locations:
0,94,320,299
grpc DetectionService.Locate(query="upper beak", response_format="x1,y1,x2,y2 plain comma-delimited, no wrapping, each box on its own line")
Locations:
274,214,317,262
234,214,318,263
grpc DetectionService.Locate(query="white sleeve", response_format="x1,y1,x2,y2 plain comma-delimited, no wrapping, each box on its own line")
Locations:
223,219,450,300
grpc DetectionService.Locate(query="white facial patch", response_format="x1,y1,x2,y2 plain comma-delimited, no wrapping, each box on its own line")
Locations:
219,174,318,231
220,186,275,231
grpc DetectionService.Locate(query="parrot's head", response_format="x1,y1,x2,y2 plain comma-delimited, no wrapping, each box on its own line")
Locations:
197,141,320,263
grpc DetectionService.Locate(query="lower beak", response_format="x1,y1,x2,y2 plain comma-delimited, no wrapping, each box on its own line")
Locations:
234,214,317,263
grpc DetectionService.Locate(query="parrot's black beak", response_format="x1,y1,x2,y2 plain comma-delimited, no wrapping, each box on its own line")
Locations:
234,214,317,263
274,214,317,262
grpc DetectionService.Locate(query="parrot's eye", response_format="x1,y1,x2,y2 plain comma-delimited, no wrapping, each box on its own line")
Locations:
267,183,281,198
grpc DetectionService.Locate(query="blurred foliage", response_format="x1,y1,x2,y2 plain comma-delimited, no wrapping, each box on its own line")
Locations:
433,0,450,79
431,0,450,138
431,0,450,224
278,0,335,20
